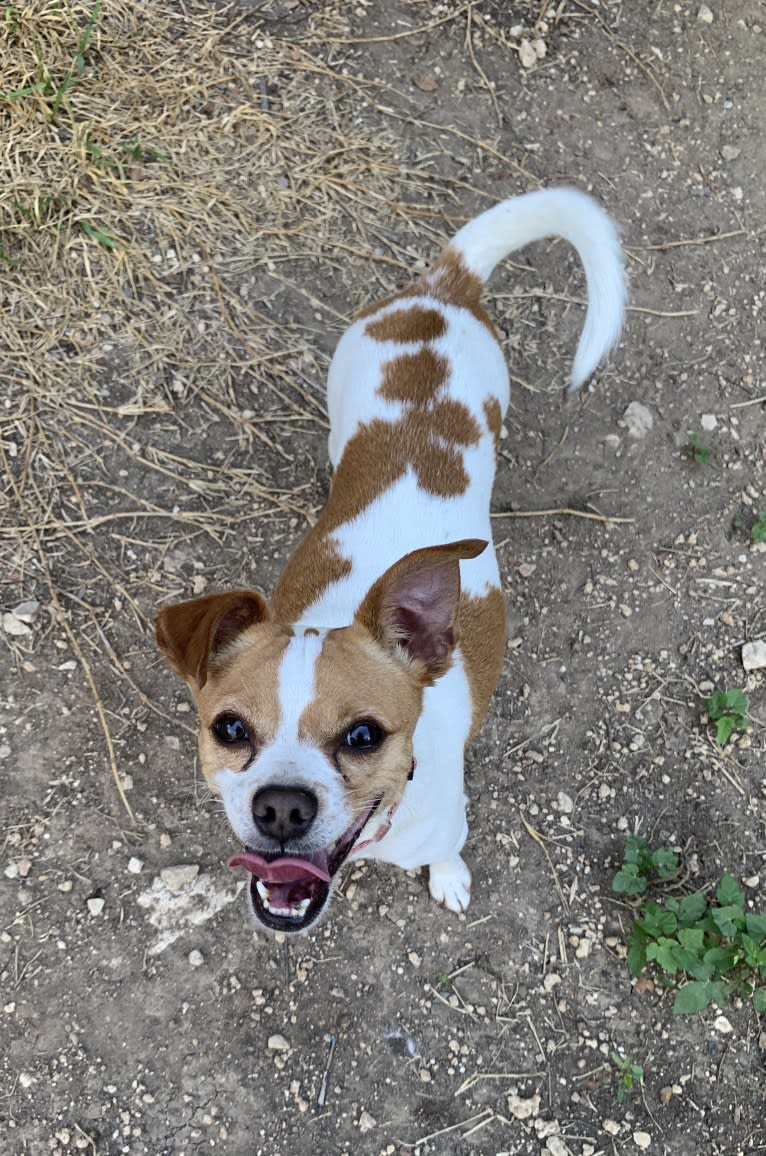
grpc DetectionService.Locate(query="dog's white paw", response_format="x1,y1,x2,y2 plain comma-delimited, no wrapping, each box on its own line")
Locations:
428,856,472,914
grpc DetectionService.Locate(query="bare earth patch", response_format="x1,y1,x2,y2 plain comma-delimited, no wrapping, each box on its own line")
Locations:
1,2,764,1153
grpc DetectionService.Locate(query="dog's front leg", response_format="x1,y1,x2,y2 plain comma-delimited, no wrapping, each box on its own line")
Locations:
428,855,472,913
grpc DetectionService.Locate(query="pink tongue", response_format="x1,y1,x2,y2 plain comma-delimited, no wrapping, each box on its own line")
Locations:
228,851,331,884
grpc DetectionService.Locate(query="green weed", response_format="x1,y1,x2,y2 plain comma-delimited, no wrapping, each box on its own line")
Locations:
684,434,712,467
615,852,766,1015
611,1052,644,1102
613,834,679,896
704,688,749,746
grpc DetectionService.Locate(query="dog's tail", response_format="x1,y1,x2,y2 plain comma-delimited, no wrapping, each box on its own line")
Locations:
433,187,626,390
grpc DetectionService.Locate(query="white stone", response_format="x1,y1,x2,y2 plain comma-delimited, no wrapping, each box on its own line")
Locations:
742,640,766,671
622,401,654,438
87,897,105,916
519,39,538,69
160,864,200,892
700,413,717,430
507,1092,540,1119
714,1014,733,1034
697,4,713,22
633,1132,651,1149
557,791,574,814
267,1034,290,1051
127,857,143,874
188,949,204,968
358,1110,377,1133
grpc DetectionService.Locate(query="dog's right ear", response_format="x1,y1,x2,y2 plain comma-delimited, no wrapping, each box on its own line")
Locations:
155,590,270,691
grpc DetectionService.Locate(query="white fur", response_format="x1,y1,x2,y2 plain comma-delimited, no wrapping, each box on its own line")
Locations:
293,188,625,912
447,187,626,389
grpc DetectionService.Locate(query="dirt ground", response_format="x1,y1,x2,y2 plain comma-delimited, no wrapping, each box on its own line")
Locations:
2,1,765,1153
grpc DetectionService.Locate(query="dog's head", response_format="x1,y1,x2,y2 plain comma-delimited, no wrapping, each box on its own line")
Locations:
155,539,485,934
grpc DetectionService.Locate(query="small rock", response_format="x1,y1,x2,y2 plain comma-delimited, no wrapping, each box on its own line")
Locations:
714,1014,733,1034
507,1092,540,1120
12,600,40,623
18,1072,35,1089
622,401,654,439
160,864,200,892
358,1110,377,1133
556,791,574,814
700,413,717,430
721,145,740,162
519,39,538,69
659,1085,674,1105
603,1119,621,1136
188,949,204,968
16,858,31,878
743,874,760,888
267,1034,290,1052
697,3,713,22
2,612,30,637
127,857,143,874
742,640,766,671
87,897,105,916
633,1132,651,1149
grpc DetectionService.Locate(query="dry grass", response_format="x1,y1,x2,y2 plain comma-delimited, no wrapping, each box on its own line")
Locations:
2,1,555,813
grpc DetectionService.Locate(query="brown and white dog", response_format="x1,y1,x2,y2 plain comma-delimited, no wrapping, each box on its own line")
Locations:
156,188,626,935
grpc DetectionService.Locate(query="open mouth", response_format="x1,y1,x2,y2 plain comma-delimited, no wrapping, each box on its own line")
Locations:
228,798,381,933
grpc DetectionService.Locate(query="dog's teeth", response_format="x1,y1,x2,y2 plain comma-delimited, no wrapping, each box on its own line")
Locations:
256,880,270,902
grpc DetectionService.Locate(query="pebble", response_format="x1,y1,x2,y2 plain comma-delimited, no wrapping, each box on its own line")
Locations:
742,640,766,671
358,1110,377,1133
721,145,741,162
622,401,654,439
127,857,143,874
556,791,574,814
603,1119,620,1136
546,1138,568,1156
633,1132,651,1149
87,897,105,916
160,864,200,892
519,39,537,68
507,1092,540,1119
714,1014,733,1034
700,413,717,430
188,949,204,968
267,1034,290,1051
697,3,713,22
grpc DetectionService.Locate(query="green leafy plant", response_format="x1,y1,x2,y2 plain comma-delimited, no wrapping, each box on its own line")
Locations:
750,512,766,544
617,866,766,1015
684,434,712,467
1,5,101,118
704,688,749,745
611,1051,644,1102
613,834,679,896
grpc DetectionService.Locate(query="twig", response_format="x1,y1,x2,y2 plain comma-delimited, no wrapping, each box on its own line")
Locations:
492,506,634,525
316,1034,338,1109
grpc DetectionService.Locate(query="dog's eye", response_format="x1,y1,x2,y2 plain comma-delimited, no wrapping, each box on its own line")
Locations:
212,714,250,745
343,721,384,752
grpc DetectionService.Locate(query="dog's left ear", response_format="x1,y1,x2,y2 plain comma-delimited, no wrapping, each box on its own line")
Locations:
355,539,487,682
156,590,270,690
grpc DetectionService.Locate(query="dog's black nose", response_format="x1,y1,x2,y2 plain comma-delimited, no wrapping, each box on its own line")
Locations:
252,786,318,843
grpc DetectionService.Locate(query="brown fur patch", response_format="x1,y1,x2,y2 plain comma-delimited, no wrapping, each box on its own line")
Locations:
191,624,293,782
365,306,447,344
458,586,507,739
272,244,497,623
378,348,448,405
271,534,352,623
483,396,503,454
299,625,424,808
272,401,481,620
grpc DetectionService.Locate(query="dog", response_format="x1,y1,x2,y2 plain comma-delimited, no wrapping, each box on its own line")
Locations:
156,187,625,935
